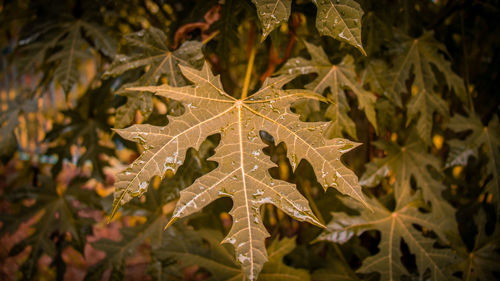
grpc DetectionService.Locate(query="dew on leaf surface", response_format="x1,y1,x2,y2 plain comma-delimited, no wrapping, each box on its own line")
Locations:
238,253,250,264
133,134,146,144
218,189,232,197
250,165,258,172
253,189,264,197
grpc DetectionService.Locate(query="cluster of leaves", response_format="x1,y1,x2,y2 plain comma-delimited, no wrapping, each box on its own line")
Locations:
1,0,500,281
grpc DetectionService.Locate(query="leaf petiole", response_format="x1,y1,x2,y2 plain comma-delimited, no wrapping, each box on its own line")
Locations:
241,45,257,100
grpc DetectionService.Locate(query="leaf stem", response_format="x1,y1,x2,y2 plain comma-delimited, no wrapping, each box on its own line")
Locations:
241,45,256,100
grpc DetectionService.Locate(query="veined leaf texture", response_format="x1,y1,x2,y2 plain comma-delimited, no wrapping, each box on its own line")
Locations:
104,27,204,128
318,189,457,281
386,31,466,143
17,19,116,94
111,62,369,280
447,113,500,216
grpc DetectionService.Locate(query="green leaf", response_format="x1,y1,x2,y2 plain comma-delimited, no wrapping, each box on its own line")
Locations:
312,251,366,281
86,222,165,281
85,185,168,281
447,113,500,215
407,85,449,144
252,0,292,39
18,19,116,94
111,62,370,280
156,228,310,281
386,31,465,142
452,210,500,281
318,192,458,281
105,27,203,128
281,41,378,138
44,22,87,93
105,28,202,87
114,81,155,129
361,12,392,56
313,0,366,55
359,134,457,233
0,90,37,160
45,81,115,181
260,236,311,281
17,22,67,73
360,59,389,96
2,176,97,280
80,21,117,58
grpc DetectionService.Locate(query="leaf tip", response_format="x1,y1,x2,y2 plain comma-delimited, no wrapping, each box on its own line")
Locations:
359,46,367,56
352,141,363,149
164,217,178,230
362,199,374,213
124,86,156,92
313,220,327,229
351,190,373,213
106,205,120,224
309,237,321,245
177,63,189,73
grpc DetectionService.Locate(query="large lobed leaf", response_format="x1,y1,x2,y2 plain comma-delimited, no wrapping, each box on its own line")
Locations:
386,31,465,143
104,27,204,128
18,19,116,94
447,113,500,216
1,176,99,280
85,187,168,281
317,189,458,281
111,62,370,280
45,80,115,181
360,135,457,233
451,210,500,281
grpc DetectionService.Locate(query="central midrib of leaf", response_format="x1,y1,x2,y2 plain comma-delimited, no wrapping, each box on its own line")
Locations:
390,40,418,93
236,101,256,279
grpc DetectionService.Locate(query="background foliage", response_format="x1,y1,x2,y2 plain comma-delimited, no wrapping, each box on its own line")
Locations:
1,0,499,280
